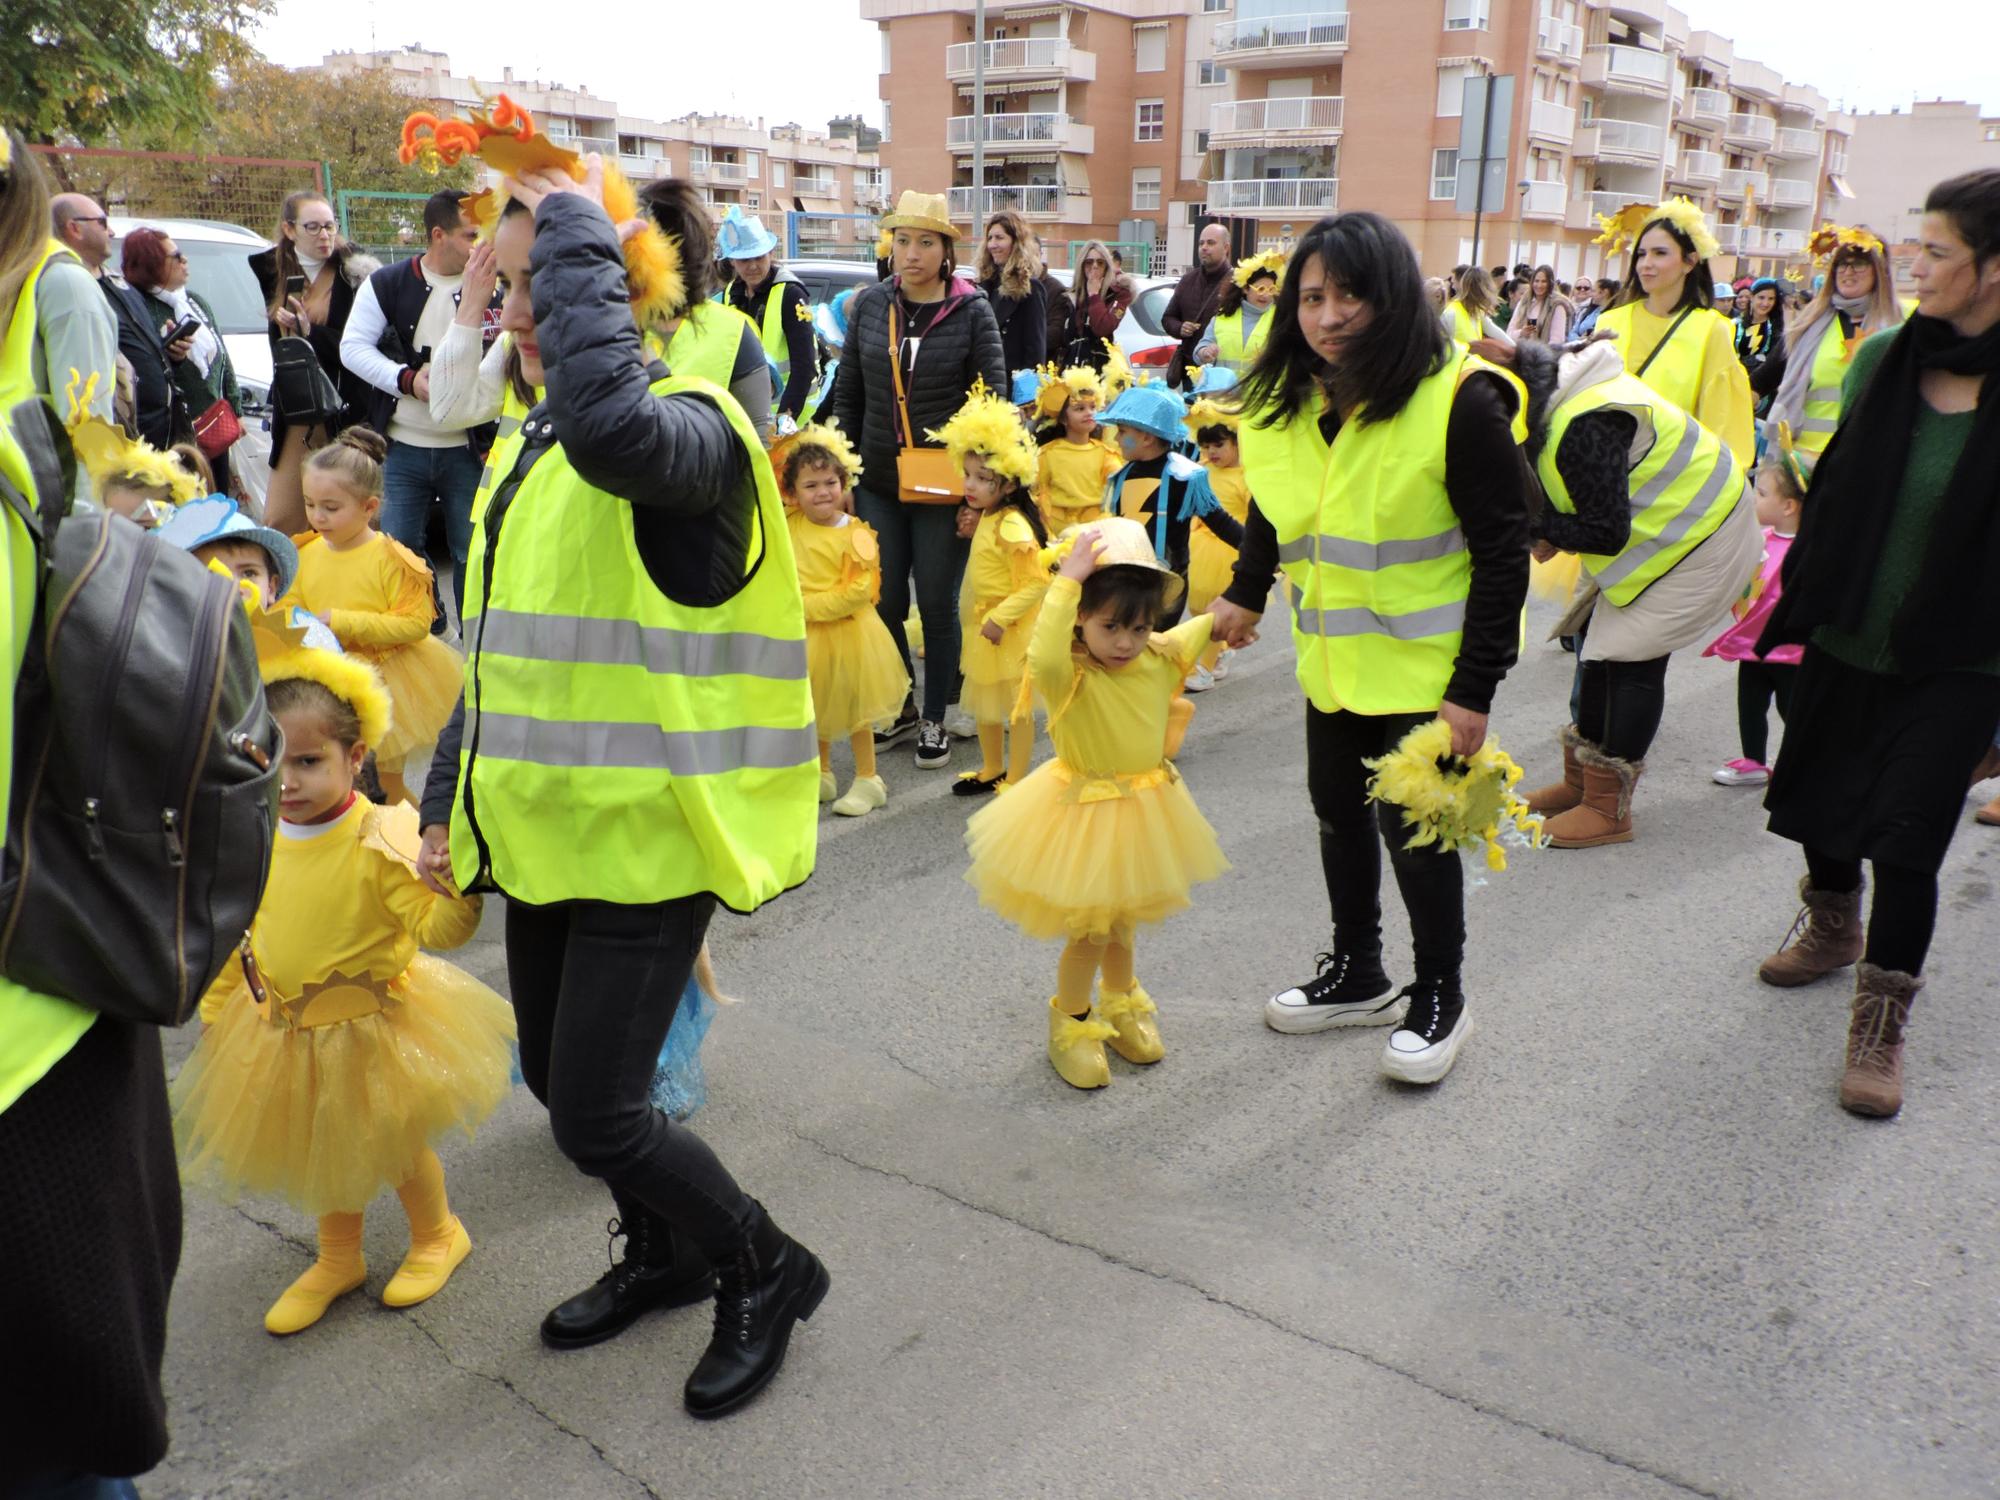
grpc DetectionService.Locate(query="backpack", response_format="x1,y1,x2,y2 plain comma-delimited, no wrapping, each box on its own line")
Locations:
270,333,345,428
0,398,279,1027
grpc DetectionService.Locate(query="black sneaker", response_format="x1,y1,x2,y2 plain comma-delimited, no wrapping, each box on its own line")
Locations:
1381,978,1471,1085
951,770,1002,797
915,720,951,769
1263,950,1399,1034
874,698,919,750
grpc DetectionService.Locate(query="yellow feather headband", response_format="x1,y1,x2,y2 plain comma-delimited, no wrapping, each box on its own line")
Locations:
1231,249,1286,290
1808,221,1886,268
1184,396,1240,438
927,379,1039,489
1032,362,1105,422
63,370,201,507
771,421,864,490
1594,195,1719,264
263,636,394,751
874,227,895,261
1100,341,1137,402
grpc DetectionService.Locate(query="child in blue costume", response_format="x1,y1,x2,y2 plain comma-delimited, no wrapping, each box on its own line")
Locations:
1097,383,1244,625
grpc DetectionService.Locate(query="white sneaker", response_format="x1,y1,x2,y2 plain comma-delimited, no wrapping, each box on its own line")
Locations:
1712,758,1770,787
1381,986,1472,1085
1211,648,1232,680
945,704,977,738
831,774,887,817
1184,664,1216,693
1263,951,1401,1034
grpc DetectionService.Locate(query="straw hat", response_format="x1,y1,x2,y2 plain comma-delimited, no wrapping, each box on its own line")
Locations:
1065,516,1185,610
880,190,959,238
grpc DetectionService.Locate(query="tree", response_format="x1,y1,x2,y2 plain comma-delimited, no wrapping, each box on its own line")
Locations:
4,0,270,147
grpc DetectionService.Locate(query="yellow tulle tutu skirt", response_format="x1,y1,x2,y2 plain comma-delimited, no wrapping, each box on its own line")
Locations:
807,612,911,740
359,634,464,764
965,759,1229,941
960,615,1040,724
1187,524,1240,615
172,953,517,1216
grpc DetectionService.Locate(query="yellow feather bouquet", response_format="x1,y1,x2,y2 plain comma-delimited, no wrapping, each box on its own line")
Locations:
1363,719,1543,872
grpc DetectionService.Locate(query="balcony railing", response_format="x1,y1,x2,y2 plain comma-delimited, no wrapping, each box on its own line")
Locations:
946,112,1086,150
1536,15,1584,61
1204,177,1339,214
1766,227,1809,254
794,175,839,199
1211,96,1344,137
1586,43,1673,93
1594,117,1664,159
1769,177,1815,209
1213,11,1350,61
1520,179,1567,220
692,160,749,185
1725,112,1776,149
1771,126,1822,159
1672,148,1722,184
943,38,1095,82
1568,188,1641,232
948,184,1067,219
1718,168,1769,201
1528,97,1576,142
1684,87,1729,127
549,131,616,154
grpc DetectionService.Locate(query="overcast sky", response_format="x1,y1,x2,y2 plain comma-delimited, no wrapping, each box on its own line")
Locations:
247,1,1992,127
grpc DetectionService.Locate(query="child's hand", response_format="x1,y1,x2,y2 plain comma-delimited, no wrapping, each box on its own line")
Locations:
955,503,978,539
1058,528,1105,582
980,619,1004,643
417,823,458,897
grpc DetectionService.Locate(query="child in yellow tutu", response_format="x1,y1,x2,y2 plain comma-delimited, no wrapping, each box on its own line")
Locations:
782,424,909,817
931,387,1050,797
290,427,463,807
964,518,1230,1088
1184,396,1254,685
172,639,516,1336
1033,367,1119,533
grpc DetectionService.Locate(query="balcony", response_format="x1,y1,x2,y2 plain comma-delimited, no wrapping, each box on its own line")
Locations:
1588,116,1665,162
616,153,666,181
1582,43,1673,97
1782,83,1827,123
1210,96,1344,144
1683,87,1729,128
1527,97,1576,144
794,174,840,200
1203,177,1339,215
947,184,1078,223
947,113,1094,154
1566,188,1641,233
1828,147,1850,177
1535,15,1584,62
1769,177,1815,209
1684,29,1733,73
691,160,749,186
1766,227,1809,254
1213,11,1350,68
1724,112,1776,151
1731,58,1784,99
1602,0,1668,24
944,37,1096,84
1671,148,1722,185
549,131,616,154
1717,168,1769,201
1769,126,1821,160
1520,178,1567,221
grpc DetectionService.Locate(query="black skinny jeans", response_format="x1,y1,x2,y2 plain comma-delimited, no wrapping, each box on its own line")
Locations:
1576,654,1669,762
1803,851,1939,976
504,893,753,1258
1735,660,1798,764
1307,705,1466,983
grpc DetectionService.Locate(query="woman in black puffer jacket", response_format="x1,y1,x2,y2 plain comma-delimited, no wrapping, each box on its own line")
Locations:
831,191,1007,768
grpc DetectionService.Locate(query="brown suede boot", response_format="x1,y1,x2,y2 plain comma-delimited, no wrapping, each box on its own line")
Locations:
1523,725,1586,817
1756,876,1864,987
1839,964,1923,1118
1542,739,1639,848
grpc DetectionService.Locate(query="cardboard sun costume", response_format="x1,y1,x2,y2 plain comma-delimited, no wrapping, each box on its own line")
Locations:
1592,196,1721,264
62,370,201,525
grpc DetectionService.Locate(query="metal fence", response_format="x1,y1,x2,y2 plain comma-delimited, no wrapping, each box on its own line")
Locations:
785,211,877,262
1064,239,1154,276
337,190,433,264
27,146,329,237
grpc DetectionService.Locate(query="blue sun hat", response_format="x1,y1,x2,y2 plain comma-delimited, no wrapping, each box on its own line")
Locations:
154,495,300,599
1100,383,1188,444
1010,368,1045,406
1187,364,1240,397
716,207,780,262
813,289,852,351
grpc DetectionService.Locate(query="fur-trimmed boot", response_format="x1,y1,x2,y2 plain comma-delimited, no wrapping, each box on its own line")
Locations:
1541,738,1640,848
1756,876,1864,987
1522,725,1587,817
1839,964,1923,1118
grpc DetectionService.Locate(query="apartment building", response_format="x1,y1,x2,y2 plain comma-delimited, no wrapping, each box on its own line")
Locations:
317,48,890,257
866,1,1849,280
1842,100,2000,250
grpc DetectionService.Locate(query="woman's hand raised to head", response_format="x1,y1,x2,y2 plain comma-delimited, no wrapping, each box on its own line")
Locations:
457,241,498,324
504,154,649,244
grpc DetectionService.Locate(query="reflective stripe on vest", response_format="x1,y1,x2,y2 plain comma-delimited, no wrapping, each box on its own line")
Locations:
1794,319,1851,455
1214,308,1270,373
1239,344,1526,715
450,370,817,913
1535,371,1744,607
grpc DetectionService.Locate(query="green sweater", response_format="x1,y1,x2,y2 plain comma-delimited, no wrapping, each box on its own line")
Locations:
1811,328,1993,676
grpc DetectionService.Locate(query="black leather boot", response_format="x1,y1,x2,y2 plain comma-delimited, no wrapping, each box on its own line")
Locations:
540,1192,715,1350
682,1202,830,1419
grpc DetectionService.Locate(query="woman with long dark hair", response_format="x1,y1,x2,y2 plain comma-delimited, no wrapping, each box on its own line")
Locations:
976,210,1048,375
1734,275,1789,412
1506,263,1573,346
1208,212,1530,1087
1751,169,2000,1119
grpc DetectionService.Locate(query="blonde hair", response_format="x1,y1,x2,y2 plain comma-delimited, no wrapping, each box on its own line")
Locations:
305,425,388,498
0,130,52,328
976,210,1042,299
1796,231,1903,338
1455,266,1499,320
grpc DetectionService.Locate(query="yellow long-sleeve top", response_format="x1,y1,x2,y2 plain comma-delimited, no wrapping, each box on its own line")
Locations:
963,507,1049,633
1030,575,1213,778
788,508,881,621
1036,437,1121,527
1612,304,1755,466
291,531,436,658
200,798,480,1023
1202,465,1251,529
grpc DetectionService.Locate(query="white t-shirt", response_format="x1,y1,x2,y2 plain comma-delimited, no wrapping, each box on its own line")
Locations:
388,264,467,449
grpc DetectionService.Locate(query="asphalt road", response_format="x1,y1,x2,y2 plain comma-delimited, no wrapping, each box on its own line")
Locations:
150,597,1999,1499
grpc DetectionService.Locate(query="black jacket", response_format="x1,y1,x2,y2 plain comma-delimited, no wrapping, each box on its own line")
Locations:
981,273,1049,374
727,274,817,418
830,276,1007,494
98,275,174,447
248,244,377,449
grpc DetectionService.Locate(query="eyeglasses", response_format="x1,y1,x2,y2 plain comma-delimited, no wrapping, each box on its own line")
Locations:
167,251,187,264
296,221,338,234
74,215,109,228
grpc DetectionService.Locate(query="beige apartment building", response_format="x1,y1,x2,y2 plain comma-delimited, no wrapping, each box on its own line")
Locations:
865,1,1852,282
1842,100,2000,250
318,48,891,258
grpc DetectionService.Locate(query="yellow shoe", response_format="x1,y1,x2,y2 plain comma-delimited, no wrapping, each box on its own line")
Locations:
381,1217,473,1309
264,1255,367,1336
831,774,887,817
818,770,838,803
1048,999,1115,1090
1098,984,1164,1064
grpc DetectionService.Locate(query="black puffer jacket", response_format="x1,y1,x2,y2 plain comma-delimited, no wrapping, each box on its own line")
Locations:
831,276,1007,494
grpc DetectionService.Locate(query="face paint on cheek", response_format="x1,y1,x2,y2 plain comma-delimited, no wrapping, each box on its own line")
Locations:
1120,433,1139,458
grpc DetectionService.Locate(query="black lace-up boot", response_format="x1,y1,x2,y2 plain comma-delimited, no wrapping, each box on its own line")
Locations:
1263,948,1400,1034
540,1192,715,1350
683,1201,830,1419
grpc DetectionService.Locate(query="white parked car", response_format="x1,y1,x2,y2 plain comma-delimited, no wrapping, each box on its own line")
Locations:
1046,270,1180,372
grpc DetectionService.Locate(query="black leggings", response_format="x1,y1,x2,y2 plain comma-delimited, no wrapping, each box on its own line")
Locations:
1804,850,1938,976
504,893,754,1259
1306,705,1465,983
1576,654,1669,762
1736,660,1798,764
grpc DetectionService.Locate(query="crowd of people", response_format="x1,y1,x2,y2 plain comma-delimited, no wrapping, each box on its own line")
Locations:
3,107,1998,1494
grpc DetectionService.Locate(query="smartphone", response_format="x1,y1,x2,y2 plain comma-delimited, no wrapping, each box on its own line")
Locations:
285,271,306,299
165,316,201,345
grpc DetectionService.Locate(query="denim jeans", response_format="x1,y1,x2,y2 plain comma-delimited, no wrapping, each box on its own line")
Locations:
853,487,970,722
504,893,754,1259
379,440,482,623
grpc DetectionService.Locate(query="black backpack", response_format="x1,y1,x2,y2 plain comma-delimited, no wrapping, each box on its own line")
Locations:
0,398,279,1027
270,333,345,428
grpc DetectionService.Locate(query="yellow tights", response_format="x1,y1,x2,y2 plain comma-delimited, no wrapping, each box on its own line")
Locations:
1055,926,1137,1016
975,717,1033,784
819,731,878,779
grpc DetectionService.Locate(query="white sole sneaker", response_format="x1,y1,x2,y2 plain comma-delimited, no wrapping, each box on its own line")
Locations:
1263,986,1405,1035
1381,1010,1473,1085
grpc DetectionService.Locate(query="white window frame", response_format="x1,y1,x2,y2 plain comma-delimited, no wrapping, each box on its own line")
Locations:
771,162,786,188
1436,65,1476,118
1445,0,1492,30
1134,23,1168,73
1131,166,1162,211
1431,148,1460,200
1198,59,1223,87
1135,99,1165,143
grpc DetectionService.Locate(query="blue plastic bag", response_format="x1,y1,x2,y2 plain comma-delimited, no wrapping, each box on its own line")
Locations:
648,974,718,1121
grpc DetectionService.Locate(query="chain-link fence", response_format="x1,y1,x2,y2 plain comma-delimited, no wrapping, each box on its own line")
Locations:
1063,239,1154,276
28,146,329,238
337,190,432,265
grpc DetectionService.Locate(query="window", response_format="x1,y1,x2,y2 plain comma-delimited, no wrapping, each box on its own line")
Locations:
1198,59,1222,86
1136,99,1165,142
879,28,890,73
1445,0,1491,29
883,103,891,142
1132,166,1162,210
1436,65,1477,117
1202,0,1230,11
771,163,786,188
1135,24,1167,72
1193,129,1210,154
1431,148,1459,200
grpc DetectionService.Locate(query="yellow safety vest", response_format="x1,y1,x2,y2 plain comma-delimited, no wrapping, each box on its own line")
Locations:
451,371,817,913
1214,307,1271,373
1793,318,1852,461
749,277,799,401
0,241,97,1114
1446,301,1483,346
1239,344,1526,716
1592,302,1733,418
471,367,537,528
666,304,760,394
1536,371,1745,608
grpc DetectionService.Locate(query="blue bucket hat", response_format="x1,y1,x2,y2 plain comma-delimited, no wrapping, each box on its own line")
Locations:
1188,365,1240,397
1099,384,1188,444
1010,368,1045,406
716,207,779,262
154,495,300,599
